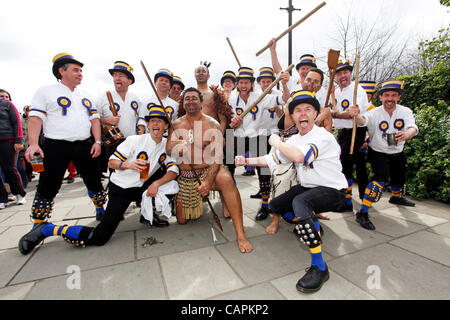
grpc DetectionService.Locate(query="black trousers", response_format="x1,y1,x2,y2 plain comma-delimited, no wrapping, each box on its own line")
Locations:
270,184,346,221
0,140,26,202
79,168,166,246
337,128,369,189
36,138,103,200
368,148,406,187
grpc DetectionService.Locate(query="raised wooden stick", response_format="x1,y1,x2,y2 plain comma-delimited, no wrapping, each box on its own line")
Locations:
230,64,295,128
226,37,242,68
349,53,360,155
324,49,340,107
255,2,326,56
140,60,223,231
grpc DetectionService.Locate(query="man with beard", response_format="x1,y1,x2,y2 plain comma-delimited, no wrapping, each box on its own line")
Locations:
179,62,233,134
349,80,418,230
167,87,253,253
331,60,371,212
19,105,179,255
235,90,347,292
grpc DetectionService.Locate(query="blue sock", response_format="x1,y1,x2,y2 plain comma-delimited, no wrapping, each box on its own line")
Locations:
40,223,56,237
310,220,326,270
345,179,353,206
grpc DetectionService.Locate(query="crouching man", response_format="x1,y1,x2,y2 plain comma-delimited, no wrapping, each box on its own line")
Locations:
19,105,178,254
235,91,347,292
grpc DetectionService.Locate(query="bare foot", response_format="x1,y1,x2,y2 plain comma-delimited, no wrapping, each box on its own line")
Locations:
316,213,330,220
266,215,280,235
237,236,253,253
266,221,279,235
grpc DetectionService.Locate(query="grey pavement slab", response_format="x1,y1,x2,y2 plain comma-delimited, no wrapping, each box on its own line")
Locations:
428,222,450,238
346,210,428,238
328,243,450,300
0,225,36,250
160,246,245,300
215,230,330,286
11,231,135,285
0,248,31,287
1,174,449,300
25,258,166,300
0,206,72,227
0,282,35,300
318,218,392,258
136,216,228,260
390,230,450,267
376,206,448,227
270,269,376,300
211,282,286,300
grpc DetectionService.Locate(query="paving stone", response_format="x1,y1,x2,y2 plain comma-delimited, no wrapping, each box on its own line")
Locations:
270,269,376,300
408,199,450,220
211,282,285,300
390,230,450,267
11,231,135,284
63,204,97,220
0,282,35,299
216,231,330,286
160,246,245,300
136,216,228,260
25,258,166,300
0,224,35,250
377,206,448,227
328,243,450,300
318,218,392,257
346,211,428,238
428,222,450,238
0,206,71,227
0,248,31,287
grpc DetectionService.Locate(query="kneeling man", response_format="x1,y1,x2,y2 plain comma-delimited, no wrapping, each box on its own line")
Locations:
167,87,253,253
235,91,347,292
19,105,178,254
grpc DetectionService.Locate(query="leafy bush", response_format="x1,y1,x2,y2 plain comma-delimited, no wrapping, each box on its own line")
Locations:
403,100,449,202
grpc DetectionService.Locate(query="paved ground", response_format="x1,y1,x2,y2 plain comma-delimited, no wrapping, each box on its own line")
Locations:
1,166,449,300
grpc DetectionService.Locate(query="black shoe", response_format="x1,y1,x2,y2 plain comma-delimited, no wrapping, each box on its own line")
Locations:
296,265,330,293
140,214,169,227
67,177,74,184
18,222,49,255
255,207,270,221
355,210,375,230
243,171,255,176
389,197,415,207
342,203,353,212
96,211,105,221
250,190,262,199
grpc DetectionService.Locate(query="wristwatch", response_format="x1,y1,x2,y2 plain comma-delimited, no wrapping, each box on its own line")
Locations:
95,141,102,145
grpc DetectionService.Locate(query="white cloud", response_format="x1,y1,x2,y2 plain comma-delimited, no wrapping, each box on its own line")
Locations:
1,0,448,110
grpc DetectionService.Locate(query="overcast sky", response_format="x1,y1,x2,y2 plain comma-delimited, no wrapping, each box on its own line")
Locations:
1,0,448,110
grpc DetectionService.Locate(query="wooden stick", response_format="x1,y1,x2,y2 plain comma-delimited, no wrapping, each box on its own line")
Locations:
349,53,360,155
140,60,223,231
255,2,326,56
226,37,242,68
230,64,295,128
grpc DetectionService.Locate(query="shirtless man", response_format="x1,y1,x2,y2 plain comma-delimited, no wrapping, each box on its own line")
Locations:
194,63,232,134
166,87,253,253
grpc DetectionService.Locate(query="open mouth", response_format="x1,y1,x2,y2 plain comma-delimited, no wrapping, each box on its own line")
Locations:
152,128,161,135
299,119,309,128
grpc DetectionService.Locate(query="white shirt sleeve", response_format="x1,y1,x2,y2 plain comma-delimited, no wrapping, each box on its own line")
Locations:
29,87,48,121
109,136,134,162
